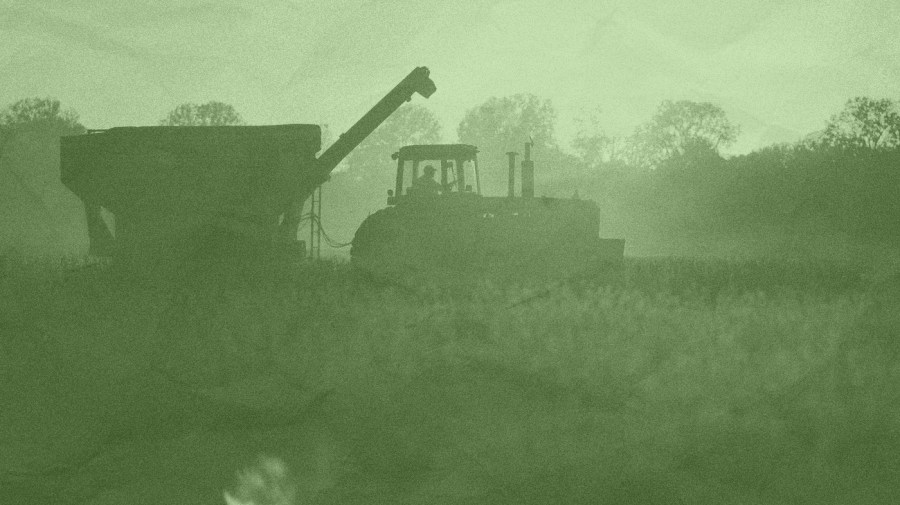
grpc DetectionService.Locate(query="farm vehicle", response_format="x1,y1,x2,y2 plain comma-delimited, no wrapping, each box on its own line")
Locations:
60,66,622,285
351,141,625,286
60,67,436,275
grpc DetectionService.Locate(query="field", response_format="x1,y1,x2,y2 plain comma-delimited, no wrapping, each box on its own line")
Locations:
1,253,898,504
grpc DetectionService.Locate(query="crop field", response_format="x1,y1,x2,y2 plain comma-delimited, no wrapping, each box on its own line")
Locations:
1,253,898,504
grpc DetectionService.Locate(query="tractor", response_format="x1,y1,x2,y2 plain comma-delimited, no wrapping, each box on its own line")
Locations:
351,141,625,287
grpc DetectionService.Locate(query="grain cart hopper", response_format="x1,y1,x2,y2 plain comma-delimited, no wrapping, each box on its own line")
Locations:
60,67,436,275
351,141,625,287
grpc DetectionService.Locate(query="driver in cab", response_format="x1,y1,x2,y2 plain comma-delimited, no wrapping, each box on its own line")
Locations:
412,164,442,196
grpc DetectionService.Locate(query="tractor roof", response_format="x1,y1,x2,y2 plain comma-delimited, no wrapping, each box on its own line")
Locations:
394,144,478,161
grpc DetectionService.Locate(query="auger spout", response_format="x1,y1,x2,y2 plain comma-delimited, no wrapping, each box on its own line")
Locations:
279,67,436,237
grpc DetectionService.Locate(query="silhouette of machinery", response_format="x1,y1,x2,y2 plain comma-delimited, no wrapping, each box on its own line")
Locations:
59,67,436,274
351,140,625,286
60,65,622,284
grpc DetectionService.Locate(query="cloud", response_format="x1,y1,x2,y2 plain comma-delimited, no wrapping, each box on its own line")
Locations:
1,4,156,63
0,4,248,100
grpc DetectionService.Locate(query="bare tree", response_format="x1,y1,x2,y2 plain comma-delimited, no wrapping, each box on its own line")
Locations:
821,96,900,150
0,97,83,133
572,107,627,170
159,101,244,126
0,96,85,170
344,104,442,184
457,94,558,189
627,100,739,169
0,97,87,253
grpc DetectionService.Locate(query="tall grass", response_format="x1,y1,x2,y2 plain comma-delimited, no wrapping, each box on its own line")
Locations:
1,254,897,504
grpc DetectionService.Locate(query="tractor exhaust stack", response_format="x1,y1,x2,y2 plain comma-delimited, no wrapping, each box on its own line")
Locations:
521,139,534,198
506,151,518,197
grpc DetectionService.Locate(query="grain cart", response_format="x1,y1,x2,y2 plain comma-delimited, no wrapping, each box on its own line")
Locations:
351,141,625,287
60,67,436,275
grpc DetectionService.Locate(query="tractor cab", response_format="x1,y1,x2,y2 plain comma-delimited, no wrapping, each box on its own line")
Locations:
387,144,480,204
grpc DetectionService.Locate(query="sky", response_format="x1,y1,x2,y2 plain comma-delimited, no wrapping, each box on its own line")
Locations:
1,0,899,155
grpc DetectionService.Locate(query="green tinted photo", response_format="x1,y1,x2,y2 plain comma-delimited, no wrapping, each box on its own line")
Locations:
1,1,898,504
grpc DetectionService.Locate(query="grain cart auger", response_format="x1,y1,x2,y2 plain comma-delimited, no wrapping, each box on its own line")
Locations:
60,67,436,275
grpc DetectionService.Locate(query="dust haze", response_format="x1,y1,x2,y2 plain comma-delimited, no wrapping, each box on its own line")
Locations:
2,1,900,504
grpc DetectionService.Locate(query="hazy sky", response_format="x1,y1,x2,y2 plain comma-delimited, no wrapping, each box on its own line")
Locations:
2,0,898,154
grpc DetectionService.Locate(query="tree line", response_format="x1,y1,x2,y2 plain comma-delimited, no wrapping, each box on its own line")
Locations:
1,94,898,257
3,94,896,174
328,93,900,257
